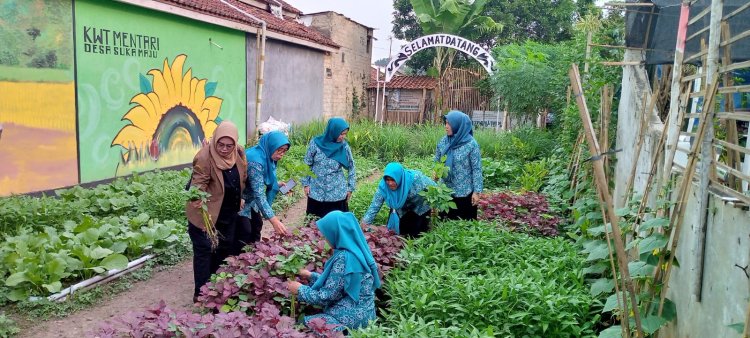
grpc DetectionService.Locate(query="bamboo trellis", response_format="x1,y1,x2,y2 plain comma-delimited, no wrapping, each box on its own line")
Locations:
670,3,750,206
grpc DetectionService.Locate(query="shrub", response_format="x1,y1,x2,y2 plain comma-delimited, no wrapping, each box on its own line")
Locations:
477,191,561,237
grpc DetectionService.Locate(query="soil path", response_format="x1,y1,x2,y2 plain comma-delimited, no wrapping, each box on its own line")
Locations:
19,196,311,338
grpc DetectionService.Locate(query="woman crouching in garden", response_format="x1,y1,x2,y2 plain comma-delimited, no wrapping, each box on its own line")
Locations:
360,162,436,238
240,131,291,243
286,211,381,332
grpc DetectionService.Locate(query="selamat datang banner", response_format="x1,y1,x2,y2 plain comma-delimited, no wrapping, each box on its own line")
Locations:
385,34,496,82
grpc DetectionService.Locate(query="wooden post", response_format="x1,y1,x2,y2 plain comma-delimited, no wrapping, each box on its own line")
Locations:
584,31,593,74
570,64,644,337
721,23,741,190
743,301,750,338
602,85,612,173
659,79,721,315
420,88,427,124
694,0,723,302
660,0,692,197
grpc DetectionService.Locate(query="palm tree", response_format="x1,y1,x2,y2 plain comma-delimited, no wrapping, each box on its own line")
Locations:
410,0,502,119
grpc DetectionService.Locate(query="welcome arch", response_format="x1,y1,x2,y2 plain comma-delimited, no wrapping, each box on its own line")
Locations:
385,33,496,81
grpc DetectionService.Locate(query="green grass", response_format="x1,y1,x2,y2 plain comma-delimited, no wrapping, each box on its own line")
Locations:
0,65,73,82
289,119,557,163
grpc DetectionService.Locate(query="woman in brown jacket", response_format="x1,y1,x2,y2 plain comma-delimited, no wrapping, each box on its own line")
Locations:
185,121,247,301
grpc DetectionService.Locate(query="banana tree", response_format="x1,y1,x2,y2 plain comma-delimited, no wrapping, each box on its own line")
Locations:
410,0,502,119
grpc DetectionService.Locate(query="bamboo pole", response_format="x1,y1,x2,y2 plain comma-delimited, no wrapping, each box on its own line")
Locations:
570,64,644,337
625,89,661,200
602,85,613,174
721,22,742,191
661,0,693,194
694,0,723,302
744,301,750,337
658,79,721,315
597,187,629,338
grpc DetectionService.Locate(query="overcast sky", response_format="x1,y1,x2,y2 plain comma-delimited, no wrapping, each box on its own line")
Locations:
287,0,608,63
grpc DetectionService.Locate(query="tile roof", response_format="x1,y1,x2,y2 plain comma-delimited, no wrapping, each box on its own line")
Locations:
368,74,437,90
265,0,302,14
158,0,338,48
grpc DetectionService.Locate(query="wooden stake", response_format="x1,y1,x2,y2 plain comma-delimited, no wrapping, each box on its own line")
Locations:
597,186,629,338
625,89,661,201
658,79,721,315
570,64,644,337
721,22,742,190
743,301,750,338
602,85,613,177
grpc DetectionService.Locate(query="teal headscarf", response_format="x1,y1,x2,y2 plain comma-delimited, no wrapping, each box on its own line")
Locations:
245,131,290,204
311,211,381,301
377,162,414,234
441,110,474,168
313,117,350,168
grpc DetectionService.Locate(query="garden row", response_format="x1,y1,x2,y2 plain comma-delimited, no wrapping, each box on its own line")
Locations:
91,203,590,337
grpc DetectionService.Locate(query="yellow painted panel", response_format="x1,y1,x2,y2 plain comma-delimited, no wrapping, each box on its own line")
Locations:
0,82,76,131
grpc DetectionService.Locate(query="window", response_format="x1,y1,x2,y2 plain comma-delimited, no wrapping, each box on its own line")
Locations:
341,52,345,63
326,68,332,78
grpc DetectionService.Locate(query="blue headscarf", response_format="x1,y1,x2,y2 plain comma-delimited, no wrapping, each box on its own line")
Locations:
311,211,381,301
313,117,350,168
245,131,290,204
441,110,474,168
377,162,414,234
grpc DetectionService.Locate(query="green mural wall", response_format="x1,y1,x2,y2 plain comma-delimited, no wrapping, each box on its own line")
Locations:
75,0,247,183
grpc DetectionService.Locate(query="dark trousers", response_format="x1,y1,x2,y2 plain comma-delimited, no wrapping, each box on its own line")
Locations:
188,216,237,297
442,194,478,221
305,197,349,219
399,210,430,238
246,209,264,243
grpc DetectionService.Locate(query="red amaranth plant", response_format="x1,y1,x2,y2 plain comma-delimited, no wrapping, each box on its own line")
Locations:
91,301,344,338
197,223,404,314
477,191,561,237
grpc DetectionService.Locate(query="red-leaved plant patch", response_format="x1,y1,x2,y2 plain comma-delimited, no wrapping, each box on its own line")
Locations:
93,223,403,337
477,191,561,237
196,225,403,314
92,300,344,338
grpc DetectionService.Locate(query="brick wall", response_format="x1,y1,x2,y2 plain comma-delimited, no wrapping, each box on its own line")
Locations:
307,12,372,118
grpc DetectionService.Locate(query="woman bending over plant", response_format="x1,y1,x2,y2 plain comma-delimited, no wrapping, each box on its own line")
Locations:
360,162,436,238
435,110,483,220
287,211,381,332
302,117,356,218
240,131,291,243
185,121,247,302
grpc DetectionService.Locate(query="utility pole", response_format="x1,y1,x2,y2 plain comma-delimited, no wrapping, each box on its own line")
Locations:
380,36,393,125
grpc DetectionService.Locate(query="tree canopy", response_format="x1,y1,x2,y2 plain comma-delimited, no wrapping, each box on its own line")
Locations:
392,0,595,72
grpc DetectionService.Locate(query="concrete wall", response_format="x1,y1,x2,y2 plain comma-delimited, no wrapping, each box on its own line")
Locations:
246,36,325,139
615,50,750,338
660,181,750,338
613,50,664,209
307,12,372,118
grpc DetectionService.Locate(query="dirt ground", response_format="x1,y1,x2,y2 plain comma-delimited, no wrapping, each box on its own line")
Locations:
18,196,311,338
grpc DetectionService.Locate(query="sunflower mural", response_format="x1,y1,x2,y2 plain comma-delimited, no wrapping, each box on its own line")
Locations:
111,54,222,174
